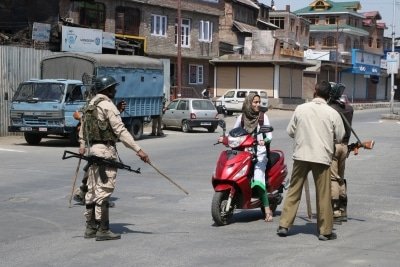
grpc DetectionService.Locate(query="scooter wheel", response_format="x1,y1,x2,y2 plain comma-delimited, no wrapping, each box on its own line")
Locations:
211,191,233,226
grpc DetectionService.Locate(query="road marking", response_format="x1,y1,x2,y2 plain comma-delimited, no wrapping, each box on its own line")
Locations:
0,148,26,153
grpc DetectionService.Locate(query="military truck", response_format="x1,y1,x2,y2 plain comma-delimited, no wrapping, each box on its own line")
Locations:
8,53,165,144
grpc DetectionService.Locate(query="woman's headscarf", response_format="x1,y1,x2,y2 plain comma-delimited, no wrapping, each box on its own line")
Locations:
242,93,260,133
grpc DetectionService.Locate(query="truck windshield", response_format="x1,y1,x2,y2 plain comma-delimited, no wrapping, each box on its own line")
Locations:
13,83,64,102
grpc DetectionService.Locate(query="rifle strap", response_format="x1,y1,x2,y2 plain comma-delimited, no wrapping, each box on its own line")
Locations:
338,112,362,144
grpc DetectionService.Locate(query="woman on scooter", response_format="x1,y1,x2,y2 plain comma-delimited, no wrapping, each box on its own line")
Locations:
219,93,273,222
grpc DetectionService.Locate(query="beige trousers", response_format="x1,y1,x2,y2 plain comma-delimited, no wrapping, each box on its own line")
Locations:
279,160,333,235
84,144,117,221
331,143,348,199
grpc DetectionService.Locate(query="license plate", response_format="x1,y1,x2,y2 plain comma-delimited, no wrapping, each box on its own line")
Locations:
39,128,48,132
201,122,211,126
20,127,32,131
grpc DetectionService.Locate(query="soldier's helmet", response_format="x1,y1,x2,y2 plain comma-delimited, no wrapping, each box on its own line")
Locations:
94,76,119,94
329,82,346,100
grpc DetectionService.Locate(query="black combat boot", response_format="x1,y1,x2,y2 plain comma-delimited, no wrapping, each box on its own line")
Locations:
332,199,342,225
95,200,121,241
84,203,97,238
339,196,348,222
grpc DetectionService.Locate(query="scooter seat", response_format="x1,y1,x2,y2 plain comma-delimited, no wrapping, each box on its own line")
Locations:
269,151,280,167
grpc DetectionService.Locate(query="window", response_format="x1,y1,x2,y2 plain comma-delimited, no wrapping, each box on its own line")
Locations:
224,91,235,98
270,17,285,29
290,19,295,31
192,100,215,110
353,39,360,49
309,36,315,47
175,18,191,47
368,37,373,47
116,7,140,35
199,20,213,42
376,38,381,48
326,16,337,25
189,64,203,84
78,2,105,30
151,14,167,36
323,36,336,47
309,16,319,24
315,1,326,10
177,100,188,110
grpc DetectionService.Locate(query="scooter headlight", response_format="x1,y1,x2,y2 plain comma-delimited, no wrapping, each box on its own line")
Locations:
232,165,248,180
228,135,246,148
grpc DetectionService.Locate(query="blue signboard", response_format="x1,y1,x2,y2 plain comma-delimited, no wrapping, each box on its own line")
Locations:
351,49,381,75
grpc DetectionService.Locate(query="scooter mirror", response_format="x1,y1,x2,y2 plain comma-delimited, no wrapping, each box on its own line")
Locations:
259,125,273,133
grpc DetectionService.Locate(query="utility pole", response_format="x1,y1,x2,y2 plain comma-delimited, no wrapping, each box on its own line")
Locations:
390,0,396,114
335,18,339,83
177,0,182,98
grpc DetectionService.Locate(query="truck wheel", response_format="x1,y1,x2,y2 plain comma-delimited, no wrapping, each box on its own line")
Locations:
129,119,143,140
182,120,192,133
24,133,42,145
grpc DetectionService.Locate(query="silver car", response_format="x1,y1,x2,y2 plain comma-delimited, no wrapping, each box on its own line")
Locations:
162,98,219,132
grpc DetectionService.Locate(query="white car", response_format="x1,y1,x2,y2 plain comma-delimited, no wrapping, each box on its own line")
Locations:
217,89,269,115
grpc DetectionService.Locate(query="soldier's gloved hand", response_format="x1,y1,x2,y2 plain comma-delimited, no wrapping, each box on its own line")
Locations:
137,149,150,163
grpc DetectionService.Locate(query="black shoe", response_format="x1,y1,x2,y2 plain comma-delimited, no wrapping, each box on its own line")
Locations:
73,194,85,205
340,215,348,222
318,232,337,241
277,226,288,237
149,133,156,136
156,132,164,136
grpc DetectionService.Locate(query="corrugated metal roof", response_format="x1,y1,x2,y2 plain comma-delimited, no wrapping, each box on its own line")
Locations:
235,0,259,9
233,20,258,33
257,19,280,29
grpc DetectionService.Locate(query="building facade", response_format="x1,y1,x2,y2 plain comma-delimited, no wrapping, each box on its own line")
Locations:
211,0,312,106
295,0,391,101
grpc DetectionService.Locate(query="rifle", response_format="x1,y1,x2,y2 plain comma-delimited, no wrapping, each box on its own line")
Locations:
337,112,375,157
62,150,141,174
347,140,374,157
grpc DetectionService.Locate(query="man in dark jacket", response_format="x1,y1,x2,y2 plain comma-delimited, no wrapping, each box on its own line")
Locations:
328,83,354,225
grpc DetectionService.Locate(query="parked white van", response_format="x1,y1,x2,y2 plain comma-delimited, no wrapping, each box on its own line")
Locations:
217,89,269,115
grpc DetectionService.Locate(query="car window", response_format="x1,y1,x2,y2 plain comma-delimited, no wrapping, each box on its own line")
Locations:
259,91,268,98
167,100,179,109
66,85,84,101
224,91,235,98
237,91,247,98
192,100,216,110
177,100,188,110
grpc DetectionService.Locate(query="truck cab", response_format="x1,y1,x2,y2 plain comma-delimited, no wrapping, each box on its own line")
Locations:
8,79,86,145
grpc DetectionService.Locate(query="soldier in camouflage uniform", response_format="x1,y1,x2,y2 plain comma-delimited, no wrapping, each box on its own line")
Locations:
73,100,127,207
79,75,150,241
